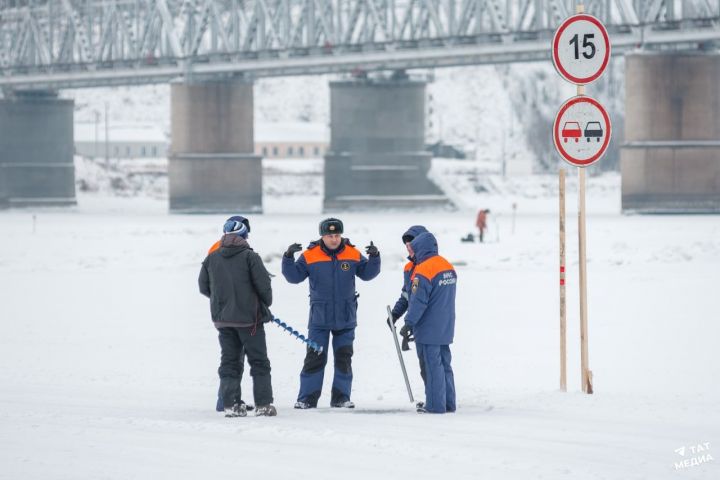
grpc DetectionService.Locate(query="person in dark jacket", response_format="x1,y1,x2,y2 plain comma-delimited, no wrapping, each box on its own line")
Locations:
207,237,253,414
199,215,276,417
388,225,429,407
402,231,457,414
282,218,381,409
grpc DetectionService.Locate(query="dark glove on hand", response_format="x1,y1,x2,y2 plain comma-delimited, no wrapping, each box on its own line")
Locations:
284,243,302,258
400,324,414,352
365,241,379,257
386,312,400,328
262,306,274,323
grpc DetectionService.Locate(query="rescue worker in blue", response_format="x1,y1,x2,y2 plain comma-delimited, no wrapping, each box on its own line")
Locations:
388,225,429,404
282,218,381,409
401,231,457,413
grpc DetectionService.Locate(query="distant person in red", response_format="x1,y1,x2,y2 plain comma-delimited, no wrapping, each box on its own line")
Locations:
475,209,490,243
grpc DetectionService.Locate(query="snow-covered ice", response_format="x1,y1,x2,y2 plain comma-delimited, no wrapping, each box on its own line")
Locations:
1,178,718,479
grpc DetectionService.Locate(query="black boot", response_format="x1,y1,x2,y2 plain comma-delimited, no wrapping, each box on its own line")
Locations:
224,402,247,418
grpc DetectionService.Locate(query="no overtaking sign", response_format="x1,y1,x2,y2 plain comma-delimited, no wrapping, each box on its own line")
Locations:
553,95,611,167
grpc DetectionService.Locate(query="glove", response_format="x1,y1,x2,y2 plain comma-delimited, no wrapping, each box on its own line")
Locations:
365,241,379,257
284,243,302,258
399,324,414,351
386,312,400,328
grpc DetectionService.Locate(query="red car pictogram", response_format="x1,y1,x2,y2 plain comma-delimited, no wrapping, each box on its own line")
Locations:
561,121,582,142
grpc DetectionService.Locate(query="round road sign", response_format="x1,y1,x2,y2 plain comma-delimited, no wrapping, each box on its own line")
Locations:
552,14,611,85
553,95,611,167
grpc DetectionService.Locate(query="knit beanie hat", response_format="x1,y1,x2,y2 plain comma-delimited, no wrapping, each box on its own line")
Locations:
223,215,250,238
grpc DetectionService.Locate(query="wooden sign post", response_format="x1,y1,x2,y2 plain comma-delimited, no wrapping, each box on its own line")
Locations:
551,3,611,394
559,169,567,392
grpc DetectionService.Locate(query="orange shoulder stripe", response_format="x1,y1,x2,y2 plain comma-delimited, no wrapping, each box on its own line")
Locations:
412,255,455,281
303,245,331,265
403,261,414,272
208,240,221,255
337,245,361,262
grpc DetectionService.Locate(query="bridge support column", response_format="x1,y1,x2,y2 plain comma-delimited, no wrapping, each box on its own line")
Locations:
621,53,720,213
0,91,75,208
324,75,450,211
169,78,261,213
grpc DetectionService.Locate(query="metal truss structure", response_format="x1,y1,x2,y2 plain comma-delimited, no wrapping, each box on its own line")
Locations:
1,0,719,89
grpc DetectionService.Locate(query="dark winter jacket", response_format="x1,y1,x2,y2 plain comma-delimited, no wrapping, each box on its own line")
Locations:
282,238,380,330
404,232,457,345
199,235,273,328
391,225,429,319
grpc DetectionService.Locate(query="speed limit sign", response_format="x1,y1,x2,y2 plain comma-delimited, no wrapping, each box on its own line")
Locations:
552,14,610,85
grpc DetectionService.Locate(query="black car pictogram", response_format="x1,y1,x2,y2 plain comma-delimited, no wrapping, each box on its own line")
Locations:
584,121,603,142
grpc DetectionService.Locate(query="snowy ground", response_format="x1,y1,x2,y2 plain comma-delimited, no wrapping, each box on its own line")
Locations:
1,179,719,479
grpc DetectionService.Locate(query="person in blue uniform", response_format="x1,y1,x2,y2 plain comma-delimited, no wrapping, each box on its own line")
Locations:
282,218,381,409
401,231,457,414
388,225,429,403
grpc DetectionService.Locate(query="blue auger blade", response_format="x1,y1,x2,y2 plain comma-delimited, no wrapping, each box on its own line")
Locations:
272,317,322,352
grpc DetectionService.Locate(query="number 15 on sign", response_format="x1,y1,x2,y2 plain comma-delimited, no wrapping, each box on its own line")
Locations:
552,14,611,85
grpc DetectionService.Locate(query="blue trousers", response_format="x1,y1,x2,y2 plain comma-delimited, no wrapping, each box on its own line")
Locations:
416,343,456,413
297,327,355,405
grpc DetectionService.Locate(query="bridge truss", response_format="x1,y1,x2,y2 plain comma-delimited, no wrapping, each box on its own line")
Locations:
0,0,719,88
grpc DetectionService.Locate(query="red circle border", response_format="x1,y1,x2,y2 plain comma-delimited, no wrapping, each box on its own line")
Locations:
552,14,611,85
553,96,612,167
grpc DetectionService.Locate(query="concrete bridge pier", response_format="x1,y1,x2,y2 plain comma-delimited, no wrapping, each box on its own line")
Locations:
621,53,720,213
324,75,450,211
169,78,262,213
0,90,76,207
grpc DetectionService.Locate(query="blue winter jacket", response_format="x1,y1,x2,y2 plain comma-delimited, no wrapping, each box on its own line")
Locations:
391,225,429,319
282,238,381,330
403,232,457,345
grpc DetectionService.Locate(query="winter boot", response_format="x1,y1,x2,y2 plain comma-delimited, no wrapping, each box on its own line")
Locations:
216,379,254,412
294,400,316,409
217,398,253,413
255,404,277,417
224,403,247,418
330,400,355,409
